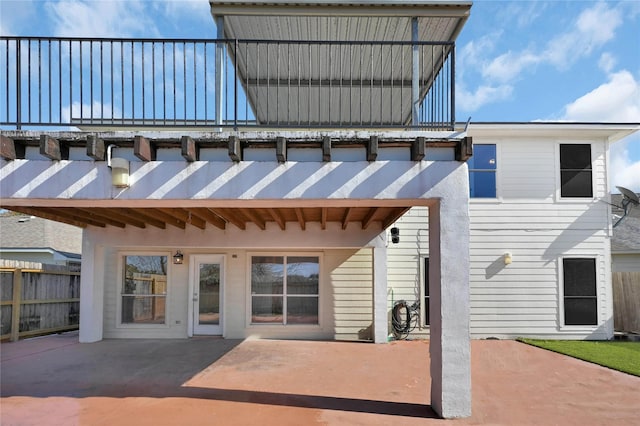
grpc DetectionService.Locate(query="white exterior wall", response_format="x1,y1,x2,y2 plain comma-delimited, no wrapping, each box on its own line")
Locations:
388,132,616,340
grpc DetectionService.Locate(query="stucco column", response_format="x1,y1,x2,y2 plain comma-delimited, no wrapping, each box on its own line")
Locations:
79,231,104,343
372,238,388,343
429,198,471,418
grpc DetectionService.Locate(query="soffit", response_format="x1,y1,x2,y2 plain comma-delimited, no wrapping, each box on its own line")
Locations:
4,205,411,232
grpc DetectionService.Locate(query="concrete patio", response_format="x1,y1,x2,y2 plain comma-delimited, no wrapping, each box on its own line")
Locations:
1,333,638,425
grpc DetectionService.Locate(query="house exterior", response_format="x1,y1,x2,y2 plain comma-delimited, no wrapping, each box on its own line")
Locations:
1,0,638,418
389,123,638,341
0,214,82,269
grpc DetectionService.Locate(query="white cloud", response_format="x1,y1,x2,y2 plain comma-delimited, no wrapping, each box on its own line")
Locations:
560,70,640,191
482,50,540,83
562,70,640,122
610,136,640,192
598,53,617,74
44,0,160,38
456,84,513,112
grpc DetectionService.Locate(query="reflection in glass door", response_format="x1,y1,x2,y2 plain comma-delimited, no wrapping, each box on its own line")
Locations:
191,255,223,335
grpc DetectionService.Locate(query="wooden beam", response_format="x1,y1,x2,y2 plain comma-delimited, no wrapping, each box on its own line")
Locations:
120,208,167,229
367,136,378,161
95,209,147,229
75,208,127,228
10,268,22,342
322,136,331,162
241,208,266,230
181,136,198,162
1,135,19,160
158,208,206,230
267,208,286,230
138,208,185,229
190,208,226,230
321,207,328,230
38,207,106,227
86,135,105,160
209,208,246,230
361,207,378,230
134,136,156,161
276,137,286,163
40,135,68,160
411,137,425,161
381,207,412,230
341,207,354,230
228,136,241,162
455,136,473,162
294,207,306,230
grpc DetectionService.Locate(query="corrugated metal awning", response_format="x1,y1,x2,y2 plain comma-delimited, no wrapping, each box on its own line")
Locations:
209,1,471,127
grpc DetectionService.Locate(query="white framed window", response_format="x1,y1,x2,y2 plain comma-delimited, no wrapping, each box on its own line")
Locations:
119,253,169,326
469,144,497,198
559,144,593,198
560,257,598,327
250,254,320,325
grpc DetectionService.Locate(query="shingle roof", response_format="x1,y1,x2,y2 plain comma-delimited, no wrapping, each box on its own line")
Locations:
0,214,82,255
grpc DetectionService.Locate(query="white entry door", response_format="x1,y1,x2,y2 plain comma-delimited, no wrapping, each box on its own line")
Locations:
189,255,224,336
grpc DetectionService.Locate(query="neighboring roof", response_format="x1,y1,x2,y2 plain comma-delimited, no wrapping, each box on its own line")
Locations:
0,214,82,255
209,1,471,126
612,193,640,253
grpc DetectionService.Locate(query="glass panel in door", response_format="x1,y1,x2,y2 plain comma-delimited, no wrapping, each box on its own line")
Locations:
192,255,223,335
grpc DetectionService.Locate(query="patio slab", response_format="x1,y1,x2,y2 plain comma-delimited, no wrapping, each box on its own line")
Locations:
1,333,639,425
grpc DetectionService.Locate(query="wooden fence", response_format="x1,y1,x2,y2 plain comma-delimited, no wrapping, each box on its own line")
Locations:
613,272,640,334
0,261,80,341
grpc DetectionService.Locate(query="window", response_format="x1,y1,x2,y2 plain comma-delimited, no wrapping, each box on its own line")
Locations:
560,144,592,198
423,257,430,326
563,258,597,326
469,144,496,198
251,255,319,325
122,255,167,324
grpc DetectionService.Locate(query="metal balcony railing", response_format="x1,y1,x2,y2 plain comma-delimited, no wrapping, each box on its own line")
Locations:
1,36,455,131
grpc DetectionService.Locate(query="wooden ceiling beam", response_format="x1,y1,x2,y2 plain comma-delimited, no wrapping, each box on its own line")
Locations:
341,207,354,230
158,208,206,230
241,208,266,230
321,207,327,230
190,208,226,230
361,207,378,230
75,208,127,228
94,209,147,229
294,207,306,230
36,207,107,227
381,207,412,230
139,209,186,229
267,208,286,230
209,208,246,230
119,209,167,229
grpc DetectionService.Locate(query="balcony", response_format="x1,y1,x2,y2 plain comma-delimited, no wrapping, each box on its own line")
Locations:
1,36,456,131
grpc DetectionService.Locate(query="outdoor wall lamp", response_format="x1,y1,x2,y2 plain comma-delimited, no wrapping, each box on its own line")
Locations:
173,250,184,265
504,252,512,265
107,144,130,188
390,227,400,244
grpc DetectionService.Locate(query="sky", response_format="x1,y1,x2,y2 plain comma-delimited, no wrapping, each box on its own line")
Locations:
1,0,638,193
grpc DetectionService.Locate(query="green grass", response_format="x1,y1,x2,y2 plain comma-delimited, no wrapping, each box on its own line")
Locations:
518,338,640,377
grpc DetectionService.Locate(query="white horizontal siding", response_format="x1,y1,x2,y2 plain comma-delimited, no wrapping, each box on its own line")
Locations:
385,136,613,340
330,249,373,341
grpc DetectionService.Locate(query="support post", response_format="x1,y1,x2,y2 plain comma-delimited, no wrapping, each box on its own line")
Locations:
79,236,105,343
372,243,388,343
411,17,420,126
10,268,22,342
215,16,225,127
429,198,471,418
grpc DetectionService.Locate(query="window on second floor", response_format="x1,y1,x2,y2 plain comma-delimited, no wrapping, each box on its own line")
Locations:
469,144,497,198
560,144,592,198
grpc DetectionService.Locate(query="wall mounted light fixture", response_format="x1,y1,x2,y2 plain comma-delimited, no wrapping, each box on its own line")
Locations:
173,250,184,265
504,252,512,265
391,227,400,244
107,144,130,187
